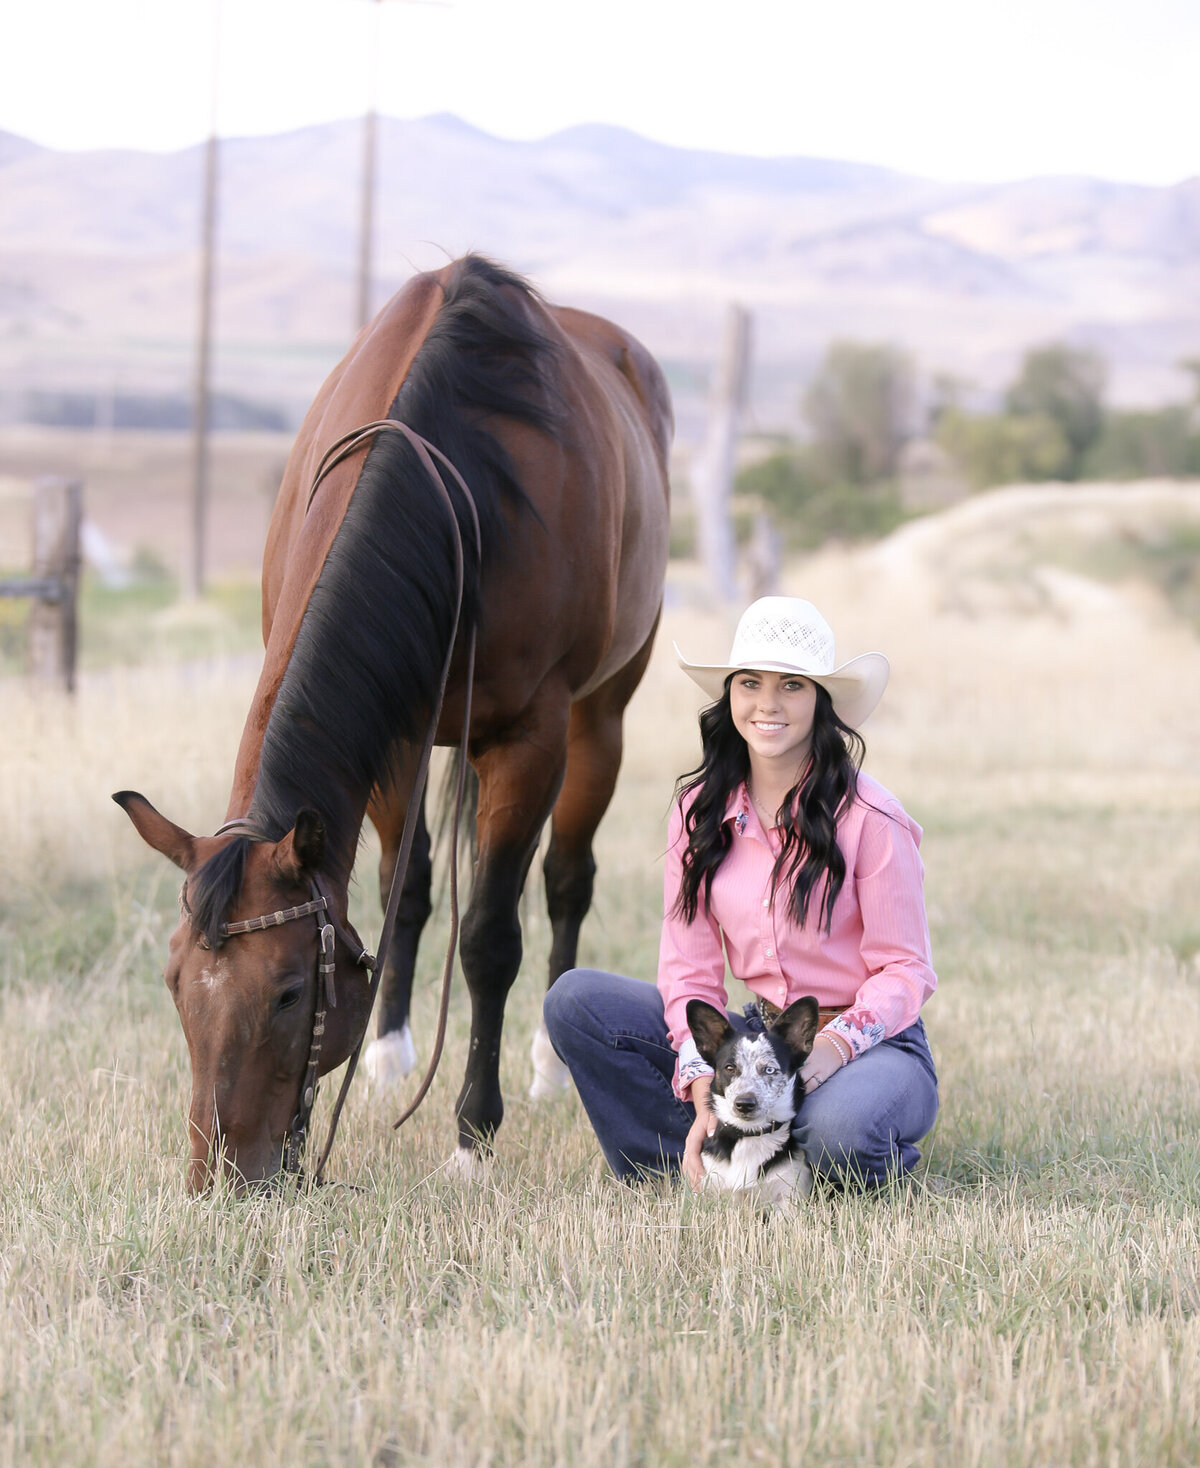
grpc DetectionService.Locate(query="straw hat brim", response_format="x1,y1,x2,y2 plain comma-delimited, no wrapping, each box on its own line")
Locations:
675,646,891,729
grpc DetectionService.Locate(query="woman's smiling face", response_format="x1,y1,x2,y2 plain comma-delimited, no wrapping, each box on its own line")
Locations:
728,669,818,776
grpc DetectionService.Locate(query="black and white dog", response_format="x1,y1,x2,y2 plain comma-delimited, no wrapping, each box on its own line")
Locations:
686,995,820,1206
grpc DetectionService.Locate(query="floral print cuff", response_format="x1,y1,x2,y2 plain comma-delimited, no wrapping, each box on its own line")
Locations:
679,1056,715,1090
677,1035,714,1091
826,1013,886,1060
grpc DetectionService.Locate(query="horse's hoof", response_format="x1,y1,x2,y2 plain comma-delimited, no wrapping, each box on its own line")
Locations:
528,1022,571,1099
362,1025,417,1091
445,1145,489,1180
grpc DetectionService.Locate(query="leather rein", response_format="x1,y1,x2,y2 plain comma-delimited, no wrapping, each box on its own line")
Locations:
193,418,481,1184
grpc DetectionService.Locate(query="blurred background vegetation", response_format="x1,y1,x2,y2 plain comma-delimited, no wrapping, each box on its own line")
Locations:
729,338,1200,553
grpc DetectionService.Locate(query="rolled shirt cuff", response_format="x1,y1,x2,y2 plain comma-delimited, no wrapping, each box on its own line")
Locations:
677,1035,714,1096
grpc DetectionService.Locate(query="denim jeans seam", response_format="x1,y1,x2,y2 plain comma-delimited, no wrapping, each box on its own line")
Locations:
608,1028,677,1054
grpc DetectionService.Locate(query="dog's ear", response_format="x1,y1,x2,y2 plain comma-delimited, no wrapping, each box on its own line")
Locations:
769,995,820,1061
686,1000,734,1065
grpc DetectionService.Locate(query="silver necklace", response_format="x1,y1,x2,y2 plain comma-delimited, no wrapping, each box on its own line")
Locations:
747,782,778,829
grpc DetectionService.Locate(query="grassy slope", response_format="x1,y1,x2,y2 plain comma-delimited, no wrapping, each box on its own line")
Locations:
3,496,1200,1466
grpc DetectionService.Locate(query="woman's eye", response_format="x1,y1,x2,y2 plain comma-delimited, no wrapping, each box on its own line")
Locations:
276,986,303,1013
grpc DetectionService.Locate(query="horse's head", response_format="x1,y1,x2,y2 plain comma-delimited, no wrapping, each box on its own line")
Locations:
114,792,373,1193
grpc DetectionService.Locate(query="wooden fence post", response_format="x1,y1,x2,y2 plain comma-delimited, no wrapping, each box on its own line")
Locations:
693,302,752,605
28,477,82,692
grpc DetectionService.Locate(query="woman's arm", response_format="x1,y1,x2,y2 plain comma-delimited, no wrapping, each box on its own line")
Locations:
825,799,937,1062
682,1073,715,1188
657,799,729,1100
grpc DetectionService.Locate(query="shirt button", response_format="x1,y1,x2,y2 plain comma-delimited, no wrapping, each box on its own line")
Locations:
765,947,774,958
762,898,769,908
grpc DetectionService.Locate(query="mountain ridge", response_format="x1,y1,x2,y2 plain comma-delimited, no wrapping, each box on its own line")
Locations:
1,115,1196,434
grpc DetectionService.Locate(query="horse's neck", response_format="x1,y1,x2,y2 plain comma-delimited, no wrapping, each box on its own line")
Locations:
226,660,286,819
224,659,370,882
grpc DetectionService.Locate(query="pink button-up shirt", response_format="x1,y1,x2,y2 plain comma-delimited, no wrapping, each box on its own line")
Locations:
657,772,936,1098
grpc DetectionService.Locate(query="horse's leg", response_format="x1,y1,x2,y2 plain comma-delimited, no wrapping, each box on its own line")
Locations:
530,625,660,1098
452,695,570,1168
362,788,431,1091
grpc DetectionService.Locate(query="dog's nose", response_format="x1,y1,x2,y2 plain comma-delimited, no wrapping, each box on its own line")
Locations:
734,1096,758,1116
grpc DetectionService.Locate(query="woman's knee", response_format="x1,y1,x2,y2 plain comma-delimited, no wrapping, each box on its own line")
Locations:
797,1106,882,1168
543,966,614,1034
794,1091,924,1186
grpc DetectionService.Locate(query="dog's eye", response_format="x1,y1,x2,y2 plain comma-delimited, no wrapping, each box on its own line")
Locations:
724,1063,737,1074
762,1063,779,1076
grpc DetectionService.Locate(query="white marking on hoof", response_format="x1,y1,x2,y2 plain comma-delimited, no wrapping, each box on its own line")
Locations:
446,1145,488,1180
528,1022,571,1099
362,1025,417,1092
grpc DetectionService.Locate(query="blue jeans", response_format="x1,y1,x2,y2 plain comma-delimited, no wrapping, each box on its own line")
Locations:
543,968,939,1188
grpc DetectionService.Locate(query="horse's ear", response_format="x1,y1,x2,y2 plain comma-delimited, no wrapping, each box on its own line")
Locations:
274,809,325,882
112,791,197,872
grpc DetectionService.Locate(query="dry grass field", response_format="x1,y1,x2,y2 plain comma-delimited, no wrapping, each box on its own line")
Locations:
2,476,1200,1466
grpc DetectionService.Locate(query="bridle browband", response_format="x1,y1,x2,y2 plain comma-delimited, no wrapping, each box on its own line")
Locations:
185,416,481,1185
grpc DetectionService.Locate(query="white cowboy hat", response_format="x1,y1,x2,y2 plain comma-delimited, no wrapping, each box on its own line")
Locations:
675,596,890,728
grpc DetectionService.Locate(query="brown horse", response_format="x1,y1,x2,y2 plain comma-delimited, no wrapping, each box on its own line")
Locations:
115,255,672,1191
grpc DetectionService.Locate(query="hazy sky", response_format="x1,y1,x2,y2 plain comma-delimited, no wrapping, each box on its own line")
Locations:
3,0,1197,184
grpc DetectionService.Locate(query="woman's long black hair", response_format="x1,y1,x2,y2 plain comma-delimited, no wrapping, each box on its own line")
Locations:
671,677,866,934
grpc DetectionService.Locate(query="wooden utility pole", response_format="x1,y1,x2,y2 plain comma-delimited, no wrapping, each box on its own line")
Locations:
356,0,383,331
187,0,222,601
693,303,752,604
356,0,450,333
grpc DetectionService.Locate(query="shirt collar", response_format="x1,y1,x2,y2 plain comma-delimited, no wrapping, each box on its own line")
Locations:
724,782,751,835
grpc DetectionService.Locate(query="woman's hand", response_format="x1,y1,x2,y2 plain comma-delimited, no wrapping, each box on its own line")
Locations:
800,1032,849,1095
683,1074,715,1190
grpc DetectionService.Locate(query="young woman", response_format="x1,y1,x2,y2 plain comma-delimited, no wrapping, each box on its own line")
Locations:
543,596,938,1190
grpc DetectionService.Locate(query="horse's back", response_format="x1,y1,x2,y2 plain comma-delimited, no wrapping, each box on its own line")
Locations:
261,272,448,636
551,304,673,463
259,260,671,712
540,304,672,695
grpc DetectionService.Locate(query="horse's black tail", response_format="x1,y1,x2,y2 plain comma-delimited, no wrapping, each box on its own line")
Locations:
432,752,479,898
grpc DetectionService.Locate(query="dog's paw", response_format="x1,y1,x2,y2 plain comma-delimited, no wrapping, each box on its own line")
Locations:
362,1026,417,1092
528,1023,571,1099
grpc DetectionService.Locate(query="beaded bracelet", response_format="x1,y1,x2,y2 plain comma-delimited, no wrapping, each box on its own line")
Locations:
818,1028,852,1066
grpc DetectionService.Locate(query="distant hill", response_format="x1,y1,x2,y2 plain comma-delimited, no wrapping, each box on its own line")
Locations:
1,116,1197,438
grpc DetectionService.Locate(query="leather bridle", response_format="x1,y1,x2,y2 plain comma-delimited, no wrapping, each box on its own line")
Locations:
183,850,377,1177
183,418,481,1185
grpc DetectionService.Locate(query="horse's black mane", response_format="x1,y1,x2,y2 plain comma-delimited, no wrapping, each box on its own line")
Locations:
189,255,566,945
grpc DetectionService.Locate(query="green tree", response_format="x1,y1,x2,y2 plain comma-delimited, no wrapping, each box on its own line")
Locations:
736,448,905,547
1084,406,1200,479
1005,343,1107,476
802,341,916,486
736,447,823,518
936,408,1072,489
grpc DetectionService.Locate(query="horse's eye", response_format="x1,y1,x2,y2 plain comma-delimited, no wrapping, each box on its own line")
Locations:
276,986,303,1013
